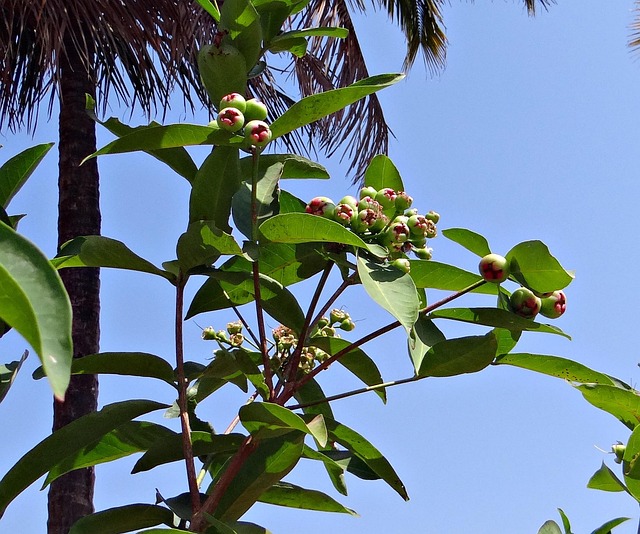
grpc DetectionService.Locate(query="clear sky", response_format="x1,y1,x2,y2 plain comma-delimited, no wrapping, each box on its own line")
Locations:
2,2,640,533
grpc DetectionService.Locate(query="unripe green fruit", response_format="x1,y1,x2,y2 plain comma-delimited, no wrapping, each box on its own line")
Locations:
339,319,356,331
339,195,359,209
217,107,245,132
317,317,330,328
359,186,378,199
375,188,397,211
612,442,626,464
414,247,433,260
330,309,348,324
425,211,440,223
226,321,242,334
509,287,541,319
334,203,355,226
202,326,217,340
219,93,246,113
539,290,566,319
244,120,272,147
391,258,411,274
306,197,335,218
479,254,510,283
243,98,268,121
395,191,413,211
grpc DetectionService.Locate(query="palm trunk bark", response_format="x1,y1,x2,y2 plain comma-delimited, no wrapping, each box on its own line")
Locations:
47,41,100,534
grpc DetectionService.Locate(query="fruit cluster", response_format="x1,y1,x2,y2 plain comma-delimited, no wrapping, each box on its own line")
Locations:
201,320,245,347
212,92,272,148
305,186,439,263
478,253,567,320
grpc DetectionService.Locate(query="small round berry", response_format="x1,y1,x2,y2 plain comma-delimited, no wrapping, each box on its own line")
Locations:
243,98,268,121
244,120,272,147
217,107,245,132
395,191,413,211
509,287,541,319
359,186,378,199
414,247,433,260
219,93,247,113
391,258,411,274
375,188,397,211
425,211,440,223
539,290,567,319
478,254,510,283
306,197,336,218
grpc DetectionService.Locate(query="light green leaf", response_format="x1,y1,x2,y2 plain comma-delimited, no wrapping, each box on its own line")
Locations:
0,400,168,518
220,0,262,68
0,222,72,400
586,463,625,492
494,353,615,385
538,521,563,534
260,213,369,248
363,154,404,192
177,221,242,273
506,240,574,293
408,317,446,373
0,143,54,208
429,308,571,339
557,508,572,534
576,384,640,430
33,352,176,386
267,36,307,56
253,0,308,42
308,336,386,402
301,446,347,496
418,332,498,378
54,236,175,282
442,228,492,257
214,433,305,521
357,255,419,332
0,350,28,404
68,504,175,534
258,482,357,515
408,260,498,295
43,421,175,487
624,424,640,481
195,0,220,21
270,74,404,139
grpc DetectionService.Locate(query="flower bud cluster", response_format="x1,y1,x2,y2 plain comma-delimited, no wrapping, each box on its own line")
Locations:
202,321,246,347
305,186,439,266
272,325,331,374
212,93,272,148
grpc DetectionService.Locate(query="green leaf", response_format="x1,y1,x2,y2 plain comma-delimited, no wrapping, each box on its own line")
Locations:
494,353,615,385
260,213,369,248
429,308,571,339
493,327,521,355
0,143,54,208
267,36,307,57
0,222,72,400
177,221,242,273
258,482,356,515
270,74,405,139
54,236,175,282
575,384,640,430
232,162,283,240
292,377,334,420
364,154,404,193
86,124,244,161
624,424,640,480
253,0,308,42
301,446,347,496
133,432,245,474
279,190,307,214
43,421,175,487
220,0,262,68
321,449,381,481
315,417,408,501
240,153,329,180
195,0,220,21
0,400,168,518
418,332,498,378
68,504,175,534
33,352,176,386
189,146,242,234
86,98,198,182
408,317,446,373
357,255,419,332
240,402,327,446
214,433,305,521
590,517,630,534
538,521,563,534
506,240,574,293
273,27,348,41
308,336,386,402
442,228,492,257
408,260,498,295
0,350,28,404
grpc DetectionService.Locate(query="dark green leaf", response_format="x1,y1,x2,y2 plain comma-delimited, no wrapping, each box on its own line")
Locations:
493,328,521,355
270,74,404,139
624,424,640,480
258,482,356,515
214,433,305,521
254,0,307,42
590,517,631,534
363,154,403,193
279,190,307,214
0,143,53,208
0,400,168,518
308,336,386,402
494,353,615,385
321,449,381,481
557,508,571,534
576,384,640,430
54,236,175,282
0,222,72,400
408,260,497,295
0,350,27,404
240,153,329,181
587,463,627,493
429,308,571,339
301,446,347,496
268,36,307,56
260,213,368,248
177,221,242,273
418,332,498,378
220,0,262,68
442,228,491,257
357,255,419,332
43,421,175,487
133,432,245,474
68,504,175,534
195,0,220,21
408,317,445,373
292,377,334,420
506,241,574,293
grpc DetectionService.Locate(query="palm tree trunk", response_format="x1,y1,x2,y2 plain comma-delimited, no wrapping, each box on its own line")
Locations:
47,40,100,534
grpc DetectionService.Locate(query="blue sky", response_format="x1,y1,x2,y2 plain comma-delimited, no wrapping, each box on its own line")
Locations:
2,2,640,533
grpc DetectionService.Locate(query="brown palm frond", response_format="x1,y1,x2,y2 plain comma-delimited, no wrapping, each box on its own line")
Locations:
0,0,215,131
292,0,391,179
630,1,640,53
523,0,556,15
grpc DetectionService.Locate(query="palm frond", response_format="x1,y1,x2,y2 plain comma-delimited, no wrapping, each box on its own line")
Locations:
523,0,556,15
630,1,640,53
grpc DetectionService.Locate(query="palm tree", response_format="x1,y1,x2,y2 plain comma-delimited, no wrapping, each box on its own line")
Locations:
0,1,554,532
